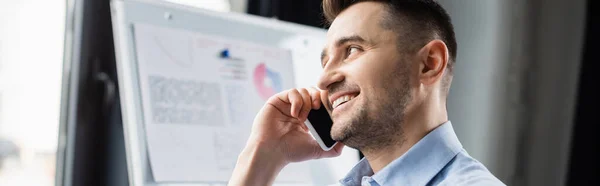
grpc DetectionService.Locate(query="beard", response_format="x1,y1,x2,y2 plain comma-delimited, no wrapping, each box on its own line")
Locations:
331,61,412,152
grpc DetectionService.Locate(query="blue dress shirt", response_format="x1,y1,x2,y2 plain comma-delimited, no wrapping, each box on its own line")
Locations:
336,121,505,186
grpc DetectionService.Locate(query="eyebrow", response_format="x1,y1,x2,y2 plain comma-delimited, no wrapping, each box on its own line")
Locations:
321,35,367,66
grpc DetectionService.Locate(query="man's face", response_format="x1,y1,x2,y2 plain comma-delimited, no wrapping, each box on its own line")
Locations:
318,2,416,149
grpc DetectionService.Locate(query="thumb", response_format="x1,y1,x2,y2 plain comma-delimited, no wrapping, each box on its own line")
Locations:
317,143,345,159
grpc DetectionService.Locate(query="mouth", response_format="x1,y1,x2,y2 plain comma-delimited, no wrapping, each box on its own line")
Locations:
330,92,360,111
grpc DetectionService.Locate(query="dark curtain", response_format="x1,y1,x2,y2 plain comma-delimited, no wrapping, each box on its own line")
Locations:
68,0,128,185
567,0,600,185
247,0,325,28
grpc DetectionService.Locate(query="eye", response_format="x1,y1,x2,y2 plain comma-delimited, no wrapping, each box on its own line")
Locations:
346,46,362,59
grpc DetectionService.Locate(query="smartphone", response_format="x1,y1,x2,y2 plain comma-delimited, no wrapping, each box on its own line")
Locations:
304,105,337,151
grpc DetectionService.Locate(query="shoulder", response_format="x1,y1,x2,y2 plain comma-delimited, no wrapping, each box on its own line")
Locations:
429,150,506,186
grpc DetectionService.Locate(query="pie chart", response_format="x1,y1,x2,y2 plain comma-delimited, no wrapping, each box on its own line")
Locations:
253,63,283,100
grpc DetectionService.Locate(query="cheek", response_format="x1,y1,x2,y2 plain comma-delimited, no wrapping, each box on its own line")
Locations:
341,63,389,115
347,58,399,92
344,58,390,84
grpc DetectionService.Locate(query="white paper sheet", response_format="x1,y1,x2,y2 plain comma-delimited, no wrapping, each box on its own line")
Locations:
133,23,311,183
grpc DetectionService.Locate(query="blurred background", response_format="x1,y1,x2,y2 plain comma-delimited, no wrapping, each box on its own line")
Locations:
0,0,597,186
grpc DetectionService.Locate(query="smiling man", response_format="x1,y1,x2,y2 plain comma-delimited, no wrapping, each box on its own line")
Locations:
228,0,504,186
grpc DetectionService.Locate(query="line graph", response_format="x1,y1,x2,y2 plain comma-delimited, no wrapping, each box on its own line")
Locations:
153,35,195,68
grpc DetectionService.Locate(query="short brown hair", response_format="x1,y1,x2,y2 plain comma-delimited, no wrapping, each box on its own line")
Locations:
322,0,457,72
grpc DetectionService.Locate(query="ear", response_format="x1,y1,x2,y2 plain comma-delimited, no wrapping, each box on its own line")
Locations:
416,40,449,86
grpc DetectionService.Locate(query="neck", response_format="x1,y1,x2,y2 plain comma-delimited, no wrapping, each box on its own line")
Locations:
362,96,448,173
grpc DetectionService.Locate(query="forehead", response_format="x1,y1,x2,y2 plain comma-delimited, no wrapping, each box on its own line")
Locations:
326,2,390,45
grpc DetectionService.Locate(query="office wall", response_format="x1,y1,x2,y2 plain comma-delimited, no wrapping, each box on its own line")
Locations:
0,0,64,185
440,0,515,182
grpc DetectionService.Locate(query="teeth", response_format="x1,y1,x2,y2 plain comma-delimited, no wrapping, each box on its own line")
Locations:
332,95,355,109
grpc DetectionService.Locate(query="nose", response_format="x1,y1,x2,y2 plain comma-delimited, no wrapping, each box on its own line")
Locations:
317,64,344,91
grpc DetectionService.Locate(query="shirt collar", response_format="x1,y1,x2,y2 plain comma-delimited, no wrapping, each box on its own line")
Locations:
338,158,373,185
339,121,463,186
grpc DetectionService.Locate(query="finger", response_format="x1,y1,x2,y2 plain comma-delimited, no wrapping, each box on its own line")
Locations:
319,143,345,158
307,87,321,109
320,90,332,115
267,90,296,117
287,89,303,118
298,88,312,120
300,123,309,132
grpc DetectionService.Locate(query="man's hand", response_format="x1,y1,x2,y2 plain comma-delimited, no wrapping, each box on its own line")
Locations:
228,88,344,186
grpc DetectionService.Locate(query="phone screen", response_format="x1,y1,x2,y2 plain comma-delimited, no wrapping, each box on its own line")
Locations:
306,106,337,148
